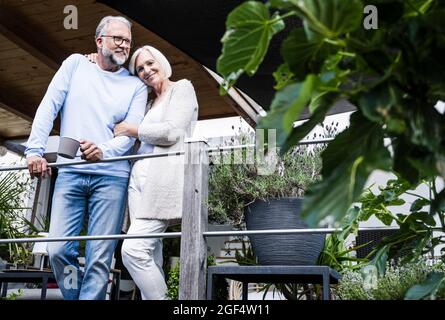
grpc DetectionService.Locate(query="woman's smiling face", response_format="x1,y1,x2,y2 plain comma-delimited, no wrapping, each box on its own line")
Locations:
135,49,166,87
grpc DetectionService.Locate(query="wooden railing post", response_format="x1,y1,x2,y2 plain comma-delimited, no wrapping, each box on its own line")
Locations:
179,139,209,300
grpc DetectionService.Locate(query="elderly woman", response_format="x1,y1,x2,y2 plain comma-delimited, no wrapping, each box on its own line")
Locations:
122,46,198,300
89,46,199,299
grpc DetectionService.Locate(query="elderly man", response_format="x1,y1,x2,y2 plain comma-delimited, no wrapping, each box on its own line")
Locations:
25,16,147,300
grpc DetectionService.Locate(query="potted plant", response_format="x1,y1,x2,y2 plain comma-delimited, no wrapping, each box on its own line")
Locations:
208,124,337,265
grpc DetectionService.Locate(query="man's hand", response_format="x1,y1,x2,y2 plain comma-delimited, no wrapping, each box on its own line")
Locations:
27,156,51,179
80,139,103,162
84,53,98,64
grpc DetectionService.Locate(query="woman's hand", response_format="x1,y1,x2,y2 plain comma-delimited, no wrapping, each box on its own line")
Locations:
114,121,139,137
84,53,98,64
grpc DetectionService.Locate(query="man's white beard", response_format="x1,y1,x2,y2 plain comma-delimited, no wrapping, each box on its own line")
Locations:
102,46,127,66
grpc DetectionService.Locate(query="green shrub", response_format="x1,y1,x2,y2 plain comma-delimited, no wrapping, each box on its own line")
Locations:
166,254,229,300
166,259,180,300
0,170,34,265
1,288,24,300
337,259,445,300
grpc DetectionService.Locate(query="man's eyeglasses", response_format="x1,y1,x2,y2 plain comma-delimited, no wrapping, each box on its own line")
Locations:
101,35,132,47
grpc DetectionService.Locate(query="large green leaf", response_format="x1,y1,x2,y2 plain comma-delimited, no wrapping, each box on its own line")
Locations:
322,112,391,176
217,1,285,91
406,105,445,153
437,153,445,178
258,75,319,148
369,245,390,275
404,211,436,227
258,82,301,147
269,0,295,10
302,112,392,226
290,0,364,38
431,189,445,214
281,92,339,153
281,28,331,80
358,83,407,135
410,198,430,212
391,136,427,183
272,63,295,90
405,272,445,300
403,0,435,17
283,74,318,130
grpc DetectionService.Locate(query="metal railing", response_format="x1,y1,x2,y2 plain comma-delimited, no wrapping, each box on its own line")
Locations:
0,137,334,171
0,226,400,244
1,137,397,299
0,150,185,172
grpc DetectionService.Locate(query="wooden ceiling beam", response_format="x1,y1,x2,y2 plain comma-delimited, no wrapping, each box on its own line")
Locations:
199,66,258,128
198,112,239,120
0,90,33,123
0,6,67,71
0,90,59,134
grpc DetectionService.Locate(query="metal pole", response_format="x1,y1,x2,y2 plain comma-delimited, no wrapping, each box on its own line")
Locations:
0,232,183,244
0,139,334,172
0,227,402,244
205,138,334,153
0,150,185,172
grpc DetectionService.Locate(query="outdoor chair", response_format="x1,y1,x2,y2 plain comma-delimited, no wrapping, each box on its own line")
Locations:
355,229,399,259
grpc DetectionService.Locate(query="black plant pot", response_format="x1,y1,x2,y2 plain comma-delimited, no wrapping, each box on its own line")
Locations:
244,197,325,265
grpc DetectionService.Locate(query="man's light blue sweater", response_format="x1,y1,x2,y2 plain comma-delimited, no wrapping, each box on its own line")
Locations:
25,54,147,178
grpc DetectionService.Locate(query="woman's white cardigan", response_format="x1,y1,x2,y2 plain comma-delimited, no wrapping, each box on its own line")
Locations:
135,79,199,220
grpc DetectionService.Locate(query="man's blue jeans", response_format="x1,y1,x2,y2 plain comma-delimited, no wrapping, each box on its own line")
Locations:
47,172,128,300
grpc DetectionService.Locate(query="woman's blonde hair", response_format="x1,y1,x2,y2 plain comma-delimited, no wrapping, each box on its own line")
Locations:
128,45,172,79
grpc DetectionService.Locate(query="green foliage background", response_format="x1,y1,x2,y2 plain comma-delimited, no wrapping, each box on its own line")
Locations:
0,171,34,265
217,0,445,298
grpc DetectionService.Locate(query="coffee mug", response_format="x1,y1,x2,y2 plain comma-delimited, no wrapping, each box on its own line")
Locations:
58,137,80,159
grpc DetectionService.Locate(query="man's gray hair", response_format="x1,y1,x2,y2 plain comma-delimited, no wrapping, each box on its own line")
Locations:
95,16,132,38
128,45,172,79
